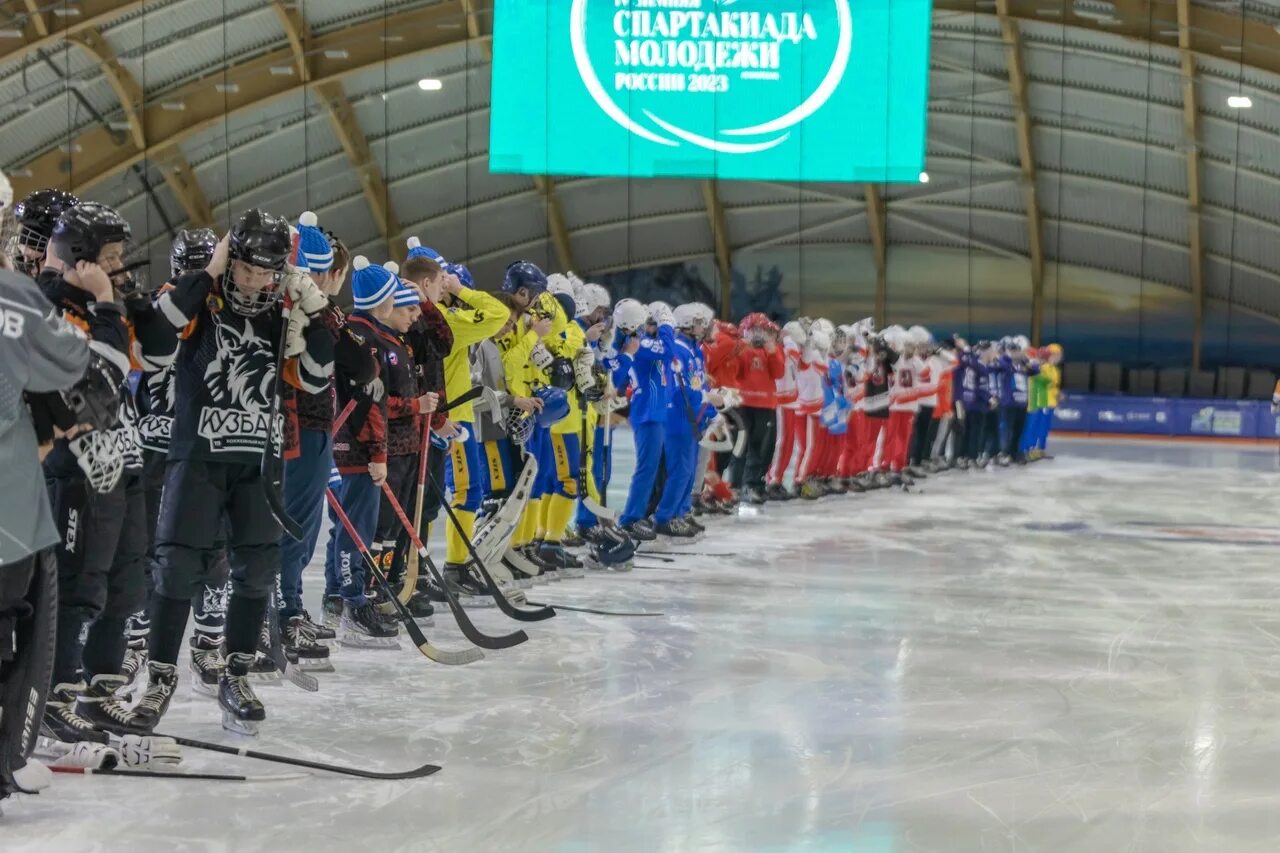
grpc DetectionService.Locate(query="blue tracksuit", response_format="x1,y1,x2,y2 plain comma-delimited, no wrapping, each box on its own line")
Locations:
618,323,676,526
656,334,707,524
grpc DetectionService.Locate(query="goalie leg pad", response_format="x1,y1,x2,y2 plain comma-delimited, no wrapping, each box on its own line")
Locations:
0,551,57,799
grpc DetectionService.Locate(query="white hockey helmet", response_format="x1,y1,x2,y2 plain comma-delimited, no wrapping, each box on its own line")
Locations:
546,273,576,298
883,325,908,353
1012,334,1029,351
0,170,11,211
673,302,709,331
781,320,808,346
647,300,672,322
809,328,832,354
908,325,932,347
613,298,647,334
811,318,835,340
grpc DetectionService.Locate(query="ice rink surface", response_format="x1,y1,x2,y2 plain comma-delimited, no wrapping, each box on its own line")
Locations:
7,436,1280,851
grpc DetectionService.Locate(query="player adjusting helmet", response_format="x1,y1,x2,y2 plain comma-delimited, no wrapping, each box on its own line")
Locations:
781,320,808,346
49,201,130,268
613,298,647,334
12,188,79,275
224,208,291,316
170,228,218,278
739,312,777,333
534,386,570,426
502,260,548,296
796,316,814,333
647,300,672,322
577,283,611,320
672,302,708,332
830,324,848,354
809,328,831,354
811,318,835,340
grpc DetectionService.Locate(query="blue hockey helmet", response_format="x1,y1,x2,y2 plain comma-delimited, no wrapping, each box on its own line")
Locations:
533,386,569,426
502,261,548,296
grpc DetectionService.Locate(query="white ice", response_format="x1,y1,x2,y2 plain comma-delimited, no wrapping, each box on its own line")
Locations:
6,436,1280,851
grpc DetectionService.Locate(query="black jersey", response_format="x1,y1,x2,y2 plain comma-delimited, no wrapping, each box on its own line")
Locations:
156,270,334,464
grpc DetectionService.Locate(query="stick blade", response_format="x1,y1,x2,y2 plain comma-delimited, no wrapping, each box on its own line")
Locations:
418,641,485,666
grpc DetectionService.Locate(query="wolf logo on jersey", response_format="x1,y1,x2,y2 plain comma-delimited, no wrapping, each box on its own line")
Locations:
197,319,279,452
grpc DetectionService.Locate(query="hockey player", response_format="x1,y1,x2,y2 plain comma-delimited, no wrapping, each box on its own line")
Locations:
958,342,996,468
137,210,335,736
0,255,117,800
998,336,1038,465
765,318,807,500
861,335,893,485
277,213,370,665
731,313,785,505
39,202,177,738
9,189,78,277
427,244,511,597
1026,343,1062,459
327,258,419,646
794,323,832,499
614,298,673,540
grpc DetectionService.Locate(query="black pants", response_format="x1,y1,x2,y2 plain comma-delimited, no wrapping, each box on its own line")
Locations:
47,472,148,683
982,410,1001,458
646,452,668,518
153,459,280,602
1003,406,1028,460
0,549,55,790
962,409,985,462
377,454,417,585
729,407,776,491
909,406,936,466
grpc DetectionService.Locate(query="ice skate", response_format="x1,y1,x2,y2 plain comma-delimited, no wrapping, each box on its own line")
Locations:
300,608,337,643
118,636,148,701
537,542,585,579
339,600,401,649
620,519,657,542
764,483,792,502
284,616,334,672
219,653,265,736
443,563,497,607
41,683,108,745
798,480,822,500
250,625,282,683
188,635,223,697
521,545,561,582
75,674,147,735
654,518,700,545
322,595,344,629
132,661,179,729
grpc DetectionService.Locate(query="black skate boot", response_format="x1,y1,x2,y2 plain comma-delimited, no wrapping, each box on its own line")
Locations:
219,653,266,736
41,682,109,745
537,542,584,579
118,635,148,700
620,520,657,543
250,625,282,684
75,675,147,735
339,599,401,649
521,544,561,582
445,563,497,606
654,519,699,543
402,589,436,624
188,635,223,698
284,616,334,672
560,528,585,549
501,554,538,588
746,485,767,506
764,483,791,502
132,661,179,730
299,609,336,643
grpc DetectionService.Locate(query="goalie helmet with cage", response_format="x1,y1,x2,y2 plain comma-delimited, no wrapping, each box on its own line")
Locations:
11,188,79,276
504,406,535,447
224,208,291,316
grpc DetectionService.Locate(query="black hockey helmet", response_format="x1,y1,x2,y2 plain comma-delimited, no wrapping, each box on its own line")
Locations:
11,188,79,275
224,208,290,316
50,201,131,268
170,227,218,278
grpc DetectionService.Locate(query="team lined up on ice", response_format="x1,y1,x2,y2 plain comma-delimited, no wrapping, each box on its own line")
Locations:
0,187,1064,791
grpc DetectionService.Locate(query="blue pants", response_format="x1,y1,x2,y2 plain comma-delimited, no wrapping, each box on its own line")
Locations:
325,471,379,603
575,424,612,530
1020,410,1041,453
655,431,697,524
1036,408,1055,450
620,421,665,526
529,426,555,501
278,429,332,619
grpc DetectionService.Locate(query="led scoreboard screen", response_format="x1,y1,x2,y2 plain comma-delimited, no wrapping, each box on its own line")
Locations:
489,0,933,182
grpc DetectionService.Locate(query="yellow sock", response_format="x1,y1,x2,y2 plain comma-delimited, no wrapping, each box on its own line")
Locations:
445,508,476,565
538,495,554,541
516,499,540,548
543,494,575,544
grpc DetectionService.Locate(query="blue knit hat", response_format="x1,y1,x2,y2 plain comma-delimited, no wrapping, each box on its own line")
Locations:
350,256,398,310
385,262,421,308
295,211,334,274
405,236,444,263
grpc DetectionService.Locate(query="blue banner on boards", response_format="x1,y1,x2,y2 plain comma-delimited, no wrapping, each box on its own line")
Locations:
1052,394,1277,439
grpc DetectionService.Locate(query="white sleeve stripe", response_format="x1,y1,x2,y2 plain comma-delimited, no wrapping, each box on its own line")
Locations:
156,292,190,328
138,351,176,371
300,350,332,381
89,339,131,377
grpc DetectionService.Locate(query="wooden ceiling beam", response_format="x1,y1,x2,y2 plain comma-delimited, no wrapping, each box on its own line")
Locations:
701,179,733,319
533,175,575,273
1175,0,1206,370
864,184,887,327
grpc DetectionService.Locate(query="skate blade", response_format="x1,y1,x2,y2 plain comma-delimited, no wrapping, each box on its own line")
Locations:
192,680,219,698
338,633,401,650
249,671,283,685
457,594,496,609
294,659,335,673
221,711,260,737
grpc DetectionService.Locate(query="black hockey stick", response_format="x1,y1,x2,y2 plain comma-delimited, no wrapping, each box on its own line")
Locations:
50,766,309,782
381,483,529,650
324,488,483,666
265,588,319,692
151,733,441,780
261,304,304,540
524,600,665,617
424,470,555,622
